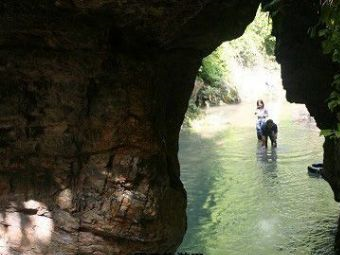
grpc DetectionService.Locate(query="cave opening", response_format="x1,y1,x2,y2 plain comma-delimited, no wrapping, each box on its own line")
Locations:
177,8,339,255
1,1,340,254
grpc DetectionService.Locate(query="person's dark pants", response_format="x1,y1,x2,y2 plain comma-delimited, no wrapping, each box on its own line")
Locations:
257,132,262,140
263,132,277,147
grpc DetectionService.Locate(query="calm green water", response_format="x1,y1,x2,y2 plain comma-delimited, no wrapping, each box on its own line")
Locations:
178,104,339,255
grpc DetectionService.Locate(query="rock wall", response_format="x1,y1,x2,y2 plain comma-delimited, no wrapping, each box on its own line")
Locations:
267,0,337,128
267,0,340,204
268,1,340,249
0,1,260,254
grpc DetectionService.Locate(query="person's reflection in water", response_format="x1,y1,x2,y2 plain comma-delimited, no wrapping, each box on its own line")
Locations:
257,146,279,184
257,145,277,163
257,146,278,178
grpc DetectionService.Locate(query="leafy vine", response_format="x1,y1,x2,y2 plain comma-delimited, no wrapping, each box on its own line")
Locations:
317,0,340,138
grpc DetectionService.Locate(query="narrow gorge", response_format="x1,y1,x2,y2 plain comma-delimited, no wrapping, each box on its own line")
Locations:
0,1,339,254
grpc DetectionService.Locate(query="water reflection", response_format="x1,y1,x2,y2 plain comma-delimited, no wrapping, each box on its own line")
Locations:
257,145,278,163
178,103,339,255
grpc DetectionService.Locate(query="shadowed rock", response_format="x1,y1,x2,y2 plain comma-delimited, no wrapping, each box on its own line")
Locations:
0,0,339,254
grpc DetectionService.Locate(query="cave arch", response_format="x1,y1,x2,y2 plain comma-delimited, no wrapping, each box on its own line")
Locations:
0,0,338,254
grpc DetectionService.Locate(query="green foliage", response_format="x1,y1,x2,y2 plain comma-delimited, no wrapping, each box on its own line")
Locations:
221,86,240,104
264,35,276,56
319,124,340,139
183,100,202,127
195,9,275,107
319,1,340,61
195,47,239,107
184,8,276,126
319,129,334,137
317,0,340,137
195,84,240,107
198,50,228,88
227,9,276,67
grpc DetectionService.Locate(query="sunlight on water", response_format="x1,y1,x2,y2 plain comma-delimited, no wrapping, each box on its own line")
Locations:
190,58,285,137
178,102,339,255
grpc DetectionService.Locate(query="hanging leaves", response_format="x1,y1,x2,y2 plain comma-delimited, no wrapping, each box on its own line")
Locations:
318,0,340,137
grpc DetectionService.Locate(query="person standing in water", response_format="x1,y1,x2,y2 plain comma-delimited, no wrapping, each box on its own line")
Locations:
261,119,278,148
255,99,268,140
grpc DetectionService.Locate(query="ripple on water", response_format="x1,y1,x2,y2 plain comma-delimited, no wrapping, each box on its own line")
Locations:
178,112,338,255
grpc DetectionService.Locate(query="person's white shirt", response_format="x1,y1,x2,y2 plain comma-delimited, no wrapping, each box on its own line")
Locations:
255,108,268,119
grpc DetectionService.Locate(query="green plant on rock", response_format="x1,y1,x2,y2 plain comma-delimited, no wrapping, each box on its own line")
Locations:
184,8,276,126
195,47,240,107
183,100,202,127
317,0,340,138
198,48,229,88
228,9,276,67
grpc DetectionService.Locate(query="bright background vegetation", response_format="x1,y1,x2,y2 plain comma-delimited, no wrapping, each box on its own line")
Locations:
184,9,277,126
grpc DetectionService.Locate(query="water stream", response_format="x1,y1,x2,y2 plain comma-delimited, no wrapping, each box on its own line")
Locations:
178,102,339,255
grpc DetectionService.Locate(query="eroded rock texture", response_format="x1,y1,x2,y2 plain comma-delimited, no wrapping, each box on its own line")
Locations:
0,1,260,254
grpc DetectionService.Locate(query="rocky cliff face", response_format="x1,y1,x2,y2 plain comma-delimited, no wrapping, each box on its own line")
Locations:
267,0,337,127
0,1,260,254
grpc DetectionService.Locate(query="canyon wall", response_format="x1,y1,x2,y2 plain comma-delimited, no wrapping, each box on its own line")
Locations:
0,1,260,254
0,0,339,254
